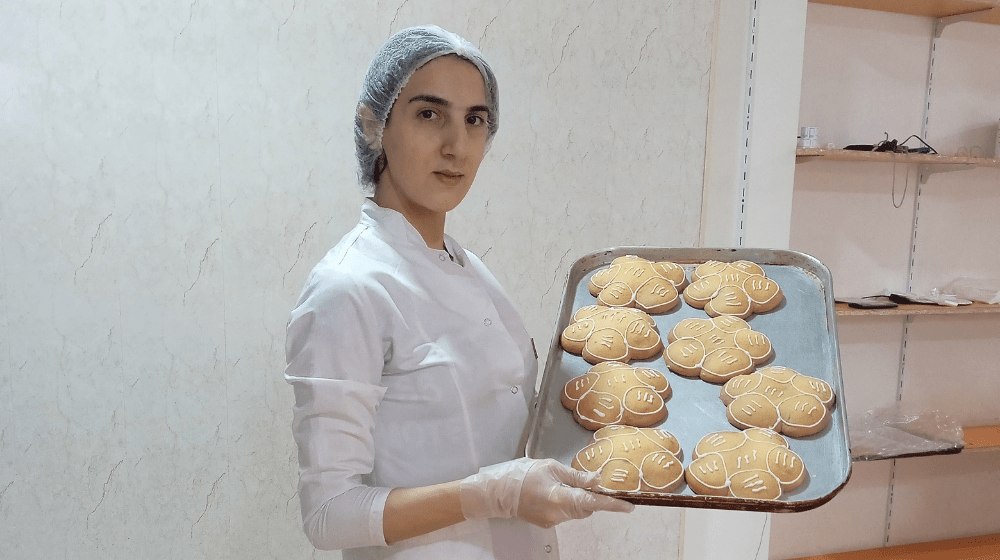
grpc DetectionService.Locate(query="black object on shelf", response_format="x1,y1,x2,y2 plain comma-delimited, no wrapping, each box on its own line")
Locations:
835,296,898,309
840,133,938,154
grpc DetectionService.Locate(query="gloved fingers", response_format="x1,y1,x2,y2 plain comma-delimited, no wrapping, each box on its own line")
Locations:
537,458,602,490
516,485,591,528
581,489,635,514
459,458,534,520
555,485,635,518
513,459,635,528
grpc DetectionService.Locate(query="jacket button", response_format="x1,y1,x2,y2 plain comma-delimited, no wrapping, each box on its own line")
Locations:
484,318,492,326
511,386,519,394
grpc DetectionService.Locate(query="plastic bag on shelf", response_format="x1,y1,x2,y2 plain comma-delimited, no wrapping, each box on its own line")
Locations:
895,291,971,307
849,403,964,461
872,288,972,307
939,277,1000,305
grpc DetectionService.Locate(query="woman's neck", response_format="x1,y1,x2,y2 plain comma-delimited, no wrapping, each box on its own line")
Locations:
371,191,447,250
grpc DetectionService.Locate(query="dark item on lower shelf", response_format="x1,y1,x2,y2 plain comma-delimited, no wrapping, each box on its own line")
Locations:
835,296,898,309
888,293,928,305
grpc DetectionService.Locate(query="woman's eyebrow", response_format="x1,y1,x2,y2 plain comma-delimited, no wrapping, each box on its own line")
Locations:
408,94,490,115
408,94,449,107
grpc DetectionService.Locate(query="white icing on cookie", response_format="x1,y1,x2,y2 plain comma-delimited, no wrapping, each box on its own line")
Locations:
683,260,783,319
588,256,688,314
685,429,805,500
561,362,671,430
561,306,663,364
572,426,685,494
721,366,836,437
663,316,773,383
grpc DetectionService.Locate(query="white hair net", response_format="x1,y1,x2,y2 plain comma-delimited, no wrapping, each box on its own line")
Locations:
355,25,500,191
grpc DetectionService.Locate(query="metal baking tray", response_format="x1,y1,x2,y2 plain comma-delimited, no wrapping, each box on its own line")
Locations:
526,247,851,512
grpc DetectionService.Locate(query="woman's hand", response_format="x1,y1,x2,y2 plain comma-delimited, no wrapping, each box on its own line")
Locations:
459,457,634,528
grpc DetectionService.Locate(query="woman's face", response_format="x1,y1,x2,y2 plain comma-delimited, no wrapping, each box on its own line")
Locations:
376,55,490,222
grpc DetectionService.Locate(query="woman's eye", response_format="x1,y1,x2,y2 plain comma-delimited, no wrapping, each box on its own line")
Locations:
419,109,436,120
467,114,486,126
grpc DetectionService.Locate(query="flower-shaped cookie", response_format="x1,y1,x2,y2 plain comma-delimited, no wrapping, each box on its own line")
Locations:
683,260,783,319
561,361,672,430
572,425,685,493
685,428,806,500
588,255,688,313
663,316,773,383
561,305,662,364
720,366,836,437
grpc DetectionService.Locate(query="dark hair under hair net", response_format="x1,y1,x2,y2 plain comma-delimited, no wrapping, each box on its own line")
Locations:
355,25,500,191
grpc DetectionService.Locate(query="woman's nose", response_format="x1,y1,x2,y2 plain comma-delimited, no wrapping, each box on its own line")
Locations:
440,119,468,158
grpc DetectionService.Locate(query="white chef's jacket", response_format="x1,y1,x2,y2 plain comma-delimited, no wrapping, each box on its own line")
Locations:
284,199,558,560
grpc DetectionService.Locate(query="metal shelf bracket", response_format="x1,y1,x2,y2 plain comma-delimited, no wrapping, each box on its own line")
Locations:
917,163,976,184
934,7,997,38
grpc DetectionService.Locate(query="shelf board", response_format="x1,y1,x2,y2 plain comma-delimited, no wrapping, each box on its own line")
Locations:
851,423,1000,461
797,148,1000,166
851,443,963,461
808,0,1000,25
836,301,1000,316
963,424,1000,450
787,532,1000,560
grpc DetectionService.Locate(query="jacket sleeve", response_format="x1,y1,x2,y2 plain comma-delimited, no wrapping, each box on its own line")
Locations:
284,268,392,550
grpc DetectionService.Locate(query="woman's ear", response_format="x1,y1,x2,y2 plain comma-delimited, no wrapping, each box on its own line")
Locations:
357,103,382,150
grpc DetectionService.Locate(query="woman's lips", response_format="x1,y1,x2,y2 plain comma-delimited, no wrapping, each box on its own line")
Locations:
434,171,463,184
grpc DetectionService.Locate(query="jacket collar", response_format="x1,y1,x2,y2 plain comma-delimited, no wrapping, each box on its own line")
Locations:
360,199,466,267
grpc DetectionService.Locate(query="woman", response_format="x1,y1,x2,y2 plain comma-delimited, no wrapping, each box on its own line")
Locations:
284,25,633,560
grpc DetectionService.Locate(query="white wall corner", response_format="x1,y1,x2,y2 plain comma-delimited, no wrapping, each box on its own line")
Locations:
743,0,808,250
702,0,808,250
682,508,771,560
701,0,753,248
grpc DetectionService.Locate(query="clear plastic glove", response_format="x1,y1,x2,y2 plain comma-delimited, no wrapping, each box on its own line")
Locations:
459,457,635,528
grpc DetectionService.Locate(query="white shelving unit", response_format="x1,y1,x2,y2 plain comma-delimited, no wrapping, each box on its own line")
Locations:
770,2,1000,559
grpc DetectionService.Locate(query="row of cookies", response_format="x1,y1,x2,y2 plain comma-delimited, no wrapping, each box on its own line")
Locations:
561,361,835,439
572,425,807,501
588,255,783,319
562,307,775,383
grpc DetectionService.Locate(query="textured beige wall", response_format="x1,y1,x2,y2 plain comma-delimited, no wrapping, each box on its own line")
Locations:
0,1,715,558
